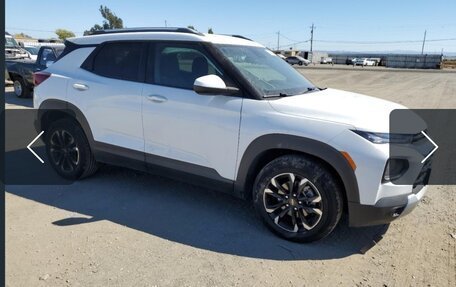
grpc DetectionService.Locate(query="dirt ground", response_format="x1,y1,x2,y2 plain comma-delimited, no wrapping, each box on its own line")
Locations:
5,68,456,287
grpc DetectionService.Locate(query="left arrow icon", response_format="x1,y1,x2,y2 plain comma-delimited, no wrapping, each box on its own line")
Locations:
27,131,45,163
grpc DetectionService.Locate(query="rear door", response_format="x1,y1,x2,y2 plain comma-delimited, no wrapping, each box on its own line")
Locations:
141,42,243,181
67,41,146,155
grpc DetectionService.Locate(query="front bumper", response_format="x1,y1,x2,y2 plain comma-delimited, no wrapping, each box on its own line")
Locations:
348,185,428,227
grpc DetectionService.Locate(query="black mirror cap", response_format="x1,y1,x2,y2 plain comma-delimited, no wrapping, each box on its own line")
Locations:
193,84,240,96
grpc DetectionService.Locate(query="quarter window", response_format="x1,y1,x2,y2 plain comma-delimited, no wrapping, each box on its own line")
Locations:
92,42,143,82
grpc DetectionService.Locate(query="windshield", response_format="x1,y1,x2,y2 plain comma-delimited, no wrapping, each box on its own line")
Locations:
24,46,39,55
215,45,316,97
5,36,19,48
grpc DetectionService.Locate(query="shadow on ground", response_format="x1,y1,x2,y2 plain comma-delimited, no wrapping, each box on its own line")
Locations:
5,89,33,108
7,165,389,261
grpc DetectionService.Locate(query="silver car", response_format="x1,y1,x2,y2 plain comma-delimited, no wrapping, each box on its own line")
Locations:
286,56,310,66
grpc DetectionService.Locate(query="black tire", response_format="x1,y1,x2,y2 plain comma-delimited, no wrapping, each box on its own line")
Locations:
13,77,31,98
298,61,303,66
44,118,98,180
253,154,343,242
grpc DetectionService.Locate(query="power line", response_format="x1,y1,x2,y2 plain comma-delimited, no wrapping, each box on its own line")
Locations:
313,38,456,44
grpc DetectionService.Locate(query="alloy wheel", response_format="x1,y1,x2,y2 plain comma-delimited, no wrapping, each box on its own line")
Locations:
263,173,323,232
49,130,80,173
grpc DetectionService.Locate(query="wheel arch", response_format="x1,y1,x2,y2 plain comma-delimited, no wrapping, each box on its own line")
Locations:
234,134,360,206
37,99,95,147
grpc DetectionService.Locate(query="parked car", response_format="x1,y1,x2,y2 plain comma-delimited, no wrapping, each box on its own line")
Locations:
286,56,310,66
276,53,287,60
6,45,64,98
354,58,376,66
320,57,333,64
5,32,28,60
346,58,356,65
34,28,429,242
23,46,40,61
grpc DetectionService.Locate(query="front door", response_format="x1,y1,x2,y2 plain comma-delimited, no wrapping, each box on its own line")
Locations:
141,42,243,181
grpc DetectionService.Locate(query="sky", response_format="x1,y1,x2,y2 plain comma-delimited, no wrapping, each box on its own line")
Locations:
5,0,456,54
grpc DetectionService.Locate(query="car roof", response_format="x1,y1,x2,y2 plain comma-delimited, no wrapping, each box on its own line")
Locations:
68,28,263,48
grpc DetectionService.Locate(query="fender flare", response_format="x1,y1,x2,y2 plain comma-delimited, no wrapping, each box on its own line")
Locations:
234,134,360,204
37,99,95,147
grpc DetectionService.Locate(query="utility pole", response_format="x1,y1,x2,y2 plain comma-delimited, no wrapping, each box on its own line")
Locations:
165,20,167,27
421,30,426,55
310,23,315,53
277,31,280,51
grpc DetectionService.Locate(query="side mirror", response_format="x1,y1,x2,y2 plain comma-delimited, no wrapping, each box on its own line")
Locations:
193,75,239,96
45,61,54,68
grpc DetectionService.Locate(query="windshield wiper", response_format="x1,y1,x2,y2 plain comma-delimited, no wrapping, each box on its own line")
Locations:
303,87,320,93
263,92,291,98
263,87,322,98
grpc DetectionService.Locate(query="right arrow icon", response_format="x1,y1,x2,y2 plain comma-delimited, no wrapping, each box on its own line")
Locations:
421,131,438,163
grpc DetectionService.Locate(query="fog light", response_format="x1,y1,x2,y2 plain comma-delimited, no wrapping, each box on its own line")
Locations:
383,159,409,182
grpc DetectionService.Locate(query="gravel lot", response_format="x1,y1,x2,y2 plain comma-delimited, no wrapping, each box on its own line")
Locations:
5,68,456,287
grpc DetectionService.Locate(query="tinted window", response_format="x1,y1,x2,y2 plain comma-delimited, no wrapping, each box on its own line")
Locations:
92,42,143,82
39,48,56,66
154,44,222,89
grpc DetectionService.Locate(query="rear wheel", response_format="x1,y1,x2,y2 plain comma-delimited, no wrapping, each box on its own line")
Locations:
13,77,31,98
298,61,303,66
253,155,344,242
45,118,98,180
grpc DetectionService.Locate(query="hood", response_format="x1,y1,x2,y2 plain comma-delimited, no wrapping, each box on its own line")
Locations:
268,88,425,133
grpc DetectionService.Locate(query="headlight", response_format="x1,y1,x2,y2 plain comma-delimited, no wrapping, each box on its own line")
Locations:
352,130,414,144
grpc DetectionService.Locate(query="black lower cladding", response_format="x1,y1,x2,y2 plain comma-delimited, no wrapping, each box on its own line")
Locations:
93,141,234,194
348,194,409,227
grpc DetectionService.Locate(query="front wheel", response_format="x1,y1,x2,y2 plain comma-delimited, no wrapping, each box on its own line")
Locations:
45,118,98,180
298,61,303,66
253,155,344,242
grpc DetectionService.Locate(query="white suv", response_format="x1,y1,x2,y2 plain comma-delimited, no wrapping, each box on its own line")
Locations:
33,28,429,242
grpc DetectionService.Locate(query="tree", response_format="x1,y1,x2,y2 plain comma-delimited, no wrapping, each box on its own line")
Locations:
84,5,124,35
14,32,32,39
55,29,75,40
208,28,214,34
187,25,196,30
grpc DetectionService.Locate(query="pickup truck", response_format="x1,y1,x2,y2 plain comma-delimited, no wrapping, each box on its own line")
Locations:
6,45,64,98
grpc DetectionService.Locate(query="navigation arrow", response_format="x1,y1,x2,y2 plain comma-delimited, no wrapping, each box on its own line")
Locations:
421,131,438,163
27,131,45,164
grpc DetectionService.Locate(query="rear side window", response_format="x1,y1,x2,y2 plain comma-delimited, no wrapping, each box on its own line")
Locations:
91,42,143,82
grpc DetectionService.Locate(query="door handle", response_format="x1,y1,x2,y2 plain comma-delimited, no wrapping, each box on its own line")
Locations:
73,83,89,91
147,95,167,103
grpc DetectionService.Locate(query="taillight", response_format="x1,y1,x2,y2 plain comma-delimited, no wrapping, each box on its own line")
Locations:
33,72,51,86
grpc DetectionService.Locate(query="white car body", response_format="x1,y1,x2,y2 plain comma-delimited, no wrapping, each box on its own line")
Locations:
34,28,429,235
23,46,39,61
355,58,376,66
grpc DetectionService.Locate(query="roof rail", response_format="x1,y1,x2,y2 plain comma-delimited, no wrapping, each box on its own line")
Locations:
225,34,253,41
88,27,204,36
